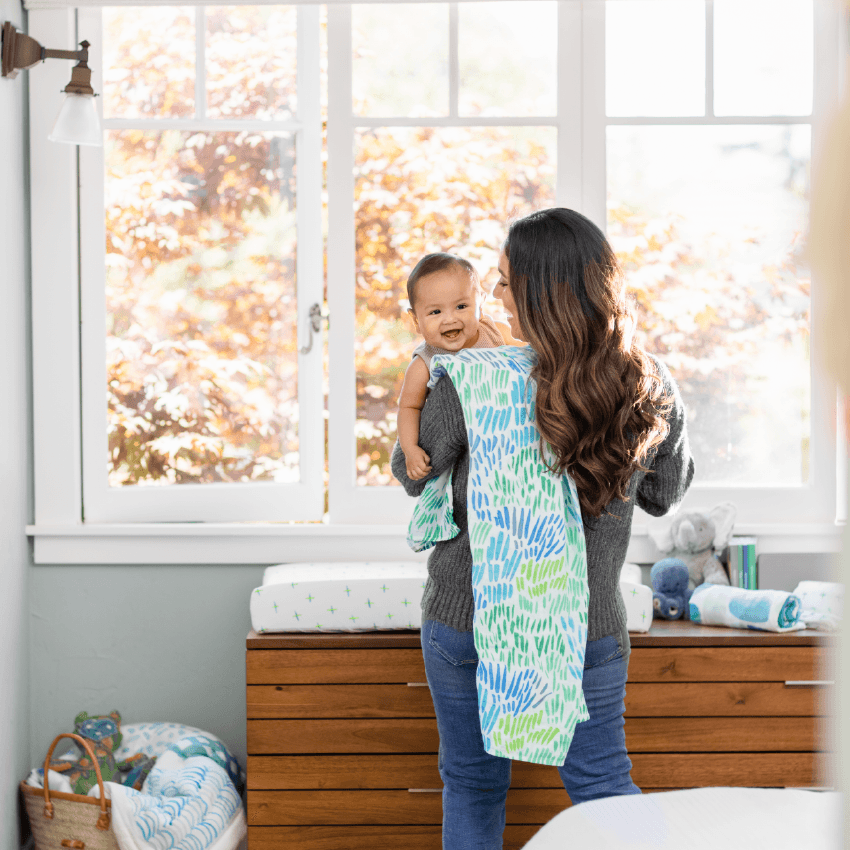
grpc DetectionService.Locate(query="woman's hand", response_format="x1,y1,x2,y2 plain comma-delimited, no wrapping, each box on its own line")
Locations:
405,445,433,480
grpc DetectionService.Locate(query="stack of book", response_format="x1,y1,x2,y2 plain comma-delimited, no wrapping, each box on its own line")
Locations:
725,536,758,589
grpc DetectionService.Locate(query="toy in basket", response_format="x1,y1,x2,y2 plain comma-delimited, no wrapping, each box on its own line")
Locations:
20,733,120,850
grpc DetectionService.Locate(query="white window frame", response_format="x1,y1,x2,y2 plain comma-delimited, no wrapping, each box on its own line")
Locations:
328,1,845,534
327,1,584,524
36,5,326,527
26,0,846,563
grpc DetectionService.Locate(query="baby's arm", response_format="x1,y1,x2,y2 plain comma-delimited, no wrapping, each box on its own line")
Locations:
397,357,433,480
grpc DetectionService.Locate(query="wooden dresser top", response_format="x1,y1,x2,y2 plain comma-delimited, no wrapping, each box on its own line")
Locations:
247,618,835,649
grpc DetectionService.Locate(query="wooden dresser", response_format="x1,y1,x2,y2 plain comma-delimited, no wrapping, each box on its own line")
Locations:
246,620,834,850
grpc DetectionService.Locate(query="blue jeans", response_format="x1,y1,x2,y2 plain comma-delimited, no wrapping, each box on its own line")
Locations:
421,618,641,850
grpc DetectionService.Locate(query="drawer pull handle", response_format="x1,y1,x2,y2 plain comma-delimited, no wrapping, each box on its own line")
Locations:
408,788,442,793
784,680,835,687
407,682,429,687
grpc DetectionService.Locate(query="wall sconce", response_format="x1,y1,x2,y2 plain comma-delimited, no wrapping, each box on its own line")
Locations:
1,22,101,147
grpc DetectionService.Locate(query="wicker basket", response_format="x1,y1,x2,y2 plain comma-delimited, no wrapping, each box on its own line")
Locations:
20,732,121,850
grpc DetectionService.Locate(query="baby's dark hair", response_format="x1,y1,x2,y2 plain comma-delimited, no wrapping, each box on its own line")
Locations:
407,253,479,311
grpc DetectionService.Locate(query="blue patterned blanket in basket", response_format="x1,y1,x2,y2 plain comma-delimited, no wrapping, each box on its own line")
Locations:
107,724,245,850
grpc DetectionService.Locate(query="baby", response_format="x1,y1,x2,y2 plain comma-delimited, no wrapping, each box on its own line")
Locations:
397,252,519,480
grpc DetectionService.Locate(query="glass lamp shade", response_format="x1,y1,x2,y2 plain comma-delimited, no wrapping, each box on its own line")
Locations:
48,93,102,147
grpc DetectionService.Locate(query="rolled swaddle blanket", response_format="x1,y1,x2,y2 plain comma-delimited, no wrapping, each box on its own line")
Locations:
689,583,806,632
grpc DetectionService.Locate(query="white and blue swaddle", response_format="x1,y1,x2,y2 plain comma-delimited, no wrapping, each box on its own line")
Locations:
407,346,590,766
689,583,806,632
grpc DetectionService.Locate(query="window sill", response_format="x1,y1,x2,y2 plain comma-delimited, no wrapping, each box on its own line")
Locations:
25,522,845,565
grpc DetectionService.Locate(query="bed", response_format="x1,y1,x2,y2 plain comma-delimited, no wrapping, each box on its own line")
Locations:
521,786,842,849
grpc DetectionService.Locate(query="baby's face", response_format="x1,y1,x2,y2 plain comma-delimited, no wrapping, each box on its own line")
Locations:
409,267,481,352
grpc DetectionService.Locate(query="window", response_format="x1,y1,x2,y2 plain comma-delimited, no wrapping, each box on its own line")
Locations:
27,0,843,563
327,1,578,523
80,4,324,522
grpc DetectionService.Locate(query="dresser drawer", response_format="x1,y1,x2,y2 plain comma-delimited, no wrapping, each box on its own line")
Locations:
248,718,440,754
246,752,820,790
627,647,824,682
247,649,426,684
247,671,829,719
247,755,559,790
625,681,828,716
248,788,570,826
625,716,817,752
248,715,816,755
247,683,434,718
633,752,819,788
247,824,540,850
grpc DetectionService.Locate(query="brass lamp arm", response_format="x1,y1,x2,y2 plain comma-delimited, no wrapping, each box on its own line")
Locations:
43,47,89,63
2,23,92,95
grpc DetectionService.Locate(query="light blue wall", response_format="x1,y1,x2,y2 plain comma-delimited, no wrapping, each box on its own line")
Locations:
28,565,265,774
0,1,32,847
26,553,839,786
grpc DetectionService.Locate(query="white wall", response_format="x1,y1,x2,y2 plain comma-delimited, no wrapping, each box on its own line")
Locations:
0,1,33,847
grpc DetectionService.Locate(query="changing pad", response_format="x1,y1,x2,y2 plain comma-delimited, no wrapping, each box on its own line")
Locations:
620,580,653,633
250,561,428,633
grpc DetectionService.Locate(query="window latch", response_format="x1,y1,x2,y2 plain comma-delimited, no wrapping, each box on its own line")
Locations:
299,302,329,354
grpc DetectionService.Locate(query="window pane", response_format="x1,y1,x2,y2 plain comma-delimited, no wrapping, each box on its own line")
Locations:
354,126,556,485
607,125,811,485
352,4,448,117
606,0,704,117
714,0,813,116
459,1,557,117
102,7,195,119
105,130,299,487
206,5,297,120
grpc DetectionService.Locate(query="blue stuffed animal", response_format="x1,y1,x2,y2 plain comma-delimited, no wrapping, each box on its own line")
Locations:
651,558,692,620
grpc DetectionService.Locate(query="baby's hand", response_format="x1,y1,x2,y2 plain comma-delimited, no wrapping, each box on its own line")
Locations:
405,446,432,480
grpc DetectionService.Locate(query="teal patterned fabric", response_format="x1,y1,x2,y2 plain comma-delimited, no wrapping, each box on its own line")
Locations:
408,346,590,765
406,468,461,552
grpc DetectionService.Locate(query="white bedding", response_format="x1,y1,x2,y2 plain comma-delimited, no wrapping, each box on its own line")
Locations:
250,561,429,633
522,786,842,849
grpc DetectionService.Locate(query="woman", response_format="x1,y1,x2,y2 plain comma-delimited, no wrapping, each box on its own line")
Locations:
390,207,695,849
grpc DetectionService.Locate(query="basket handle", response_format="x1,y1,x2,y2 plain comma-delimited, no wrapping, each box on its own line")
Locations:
41,733,110,830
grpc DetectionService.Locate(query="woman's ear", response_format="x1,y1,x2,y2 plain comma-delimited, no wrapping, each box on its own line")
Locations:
408,308,420,333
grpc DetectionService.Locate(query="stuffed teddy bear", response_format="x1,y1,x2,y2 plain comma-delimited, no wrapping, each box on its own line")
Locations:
647,502,737,591
47,710,155,794
650,558,691,620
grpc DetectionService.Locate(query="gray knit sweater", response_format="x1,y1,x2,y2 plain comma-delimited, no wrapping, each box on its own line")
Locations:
390,353,695,659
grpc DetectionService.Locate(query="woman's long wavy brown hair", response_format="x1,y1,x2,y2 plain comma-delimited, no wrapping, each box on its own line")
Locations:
504,208,674,520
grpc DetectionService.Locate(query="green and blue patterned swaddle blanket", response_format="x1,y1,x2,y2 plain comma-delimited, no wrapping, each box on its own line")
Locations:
407,346,590,766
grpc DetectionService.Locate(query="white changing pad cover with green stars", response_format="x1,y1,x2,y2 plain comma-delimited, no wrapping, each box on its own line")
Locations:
249,562,428,633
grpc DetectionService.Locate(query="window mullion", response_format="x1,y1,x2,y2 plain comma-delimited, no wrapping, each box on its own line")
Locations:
810,0,842,527
581,0,606,231
196,6,206,120
449,2,459,118
326,3,359,522
705,0,713,118
556,0,582,209
296,3,325,510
